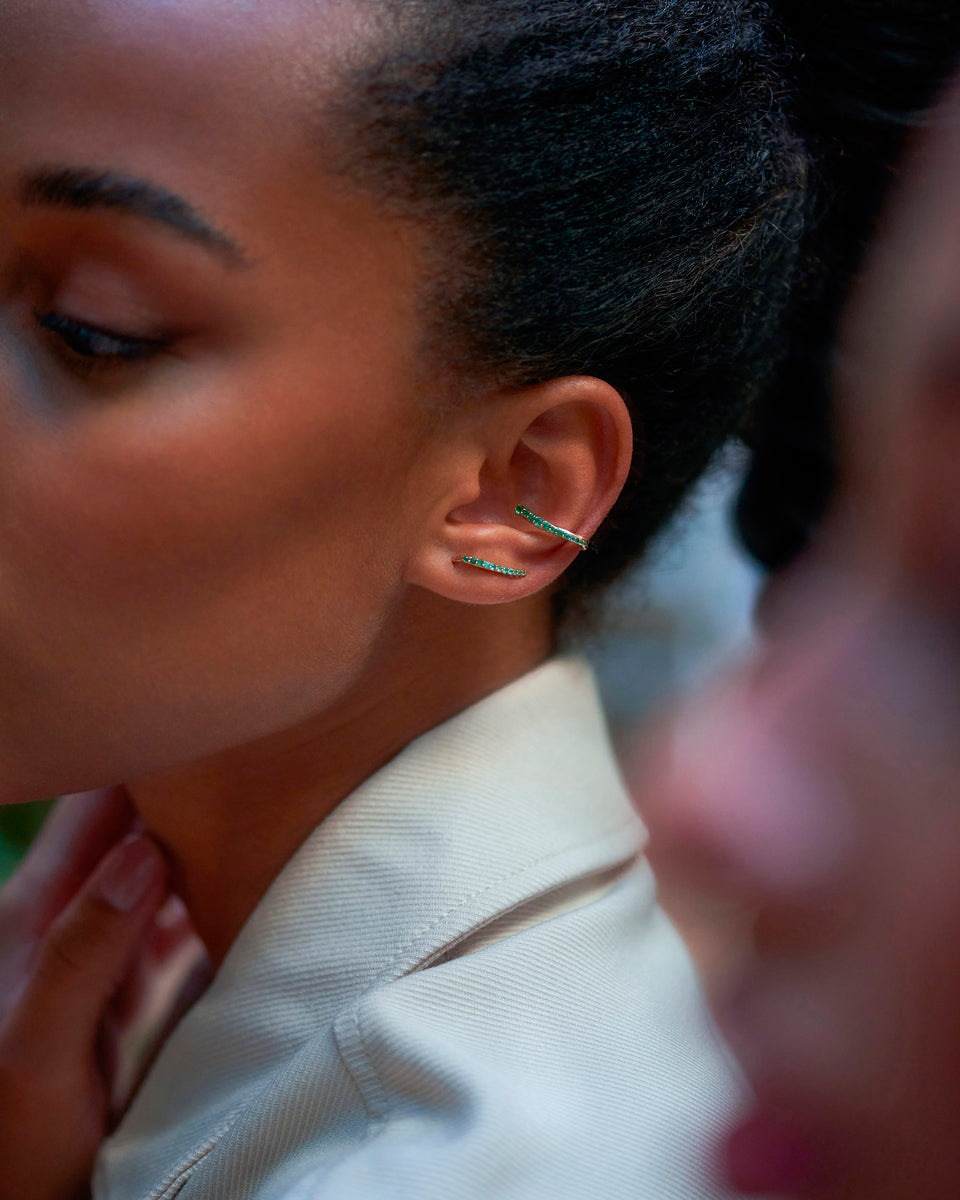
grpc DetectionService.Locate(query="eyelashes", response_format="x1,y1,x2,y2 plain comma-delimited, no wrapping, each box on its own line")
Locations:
33,309,171,374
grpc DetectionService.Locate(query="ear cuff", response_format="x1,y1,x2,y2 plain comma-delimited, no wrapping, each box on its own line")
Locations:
514,505,597,552
457,506,598,580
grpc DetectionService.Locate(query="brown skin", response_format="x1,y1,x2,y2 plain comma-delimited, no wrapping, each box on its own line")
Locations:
0,0,632,938
0,2,633,1193
0,790,169,1200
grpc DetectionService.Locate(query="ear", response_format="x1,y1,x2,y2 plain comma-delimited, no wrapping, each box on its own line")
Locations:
405,375,633,603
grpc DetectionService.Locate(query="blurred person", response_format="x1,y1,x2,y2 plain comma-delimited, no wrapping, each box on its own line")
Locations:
637,69,960,1200
0,3,957,1200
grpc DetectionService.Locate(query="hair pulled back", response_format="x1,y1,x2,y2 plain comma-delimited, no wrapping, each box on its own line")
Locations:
736,1,960,570
337,0,960,616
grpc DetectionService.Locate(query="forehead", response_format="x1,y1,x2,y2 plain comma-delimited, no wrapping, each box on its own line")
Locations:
0,0,364,86
0,0,369,210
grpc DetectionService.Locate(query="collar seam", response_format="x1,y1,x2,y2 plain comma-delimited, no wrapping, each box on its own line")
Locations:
374,817,642,984
332,825,644,1132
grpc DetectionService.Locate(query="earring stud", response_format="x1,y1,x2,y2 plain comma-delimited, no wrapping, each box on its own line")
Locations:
459,556,526,578
515,505,597,552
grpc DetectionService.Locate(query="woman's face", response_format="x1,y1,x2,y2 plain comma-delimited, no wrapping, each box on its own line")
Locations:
0,0,443,801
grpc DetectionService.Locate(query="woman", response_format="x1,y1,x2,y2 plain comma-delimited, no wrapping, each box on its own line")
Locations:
0,2,955,1198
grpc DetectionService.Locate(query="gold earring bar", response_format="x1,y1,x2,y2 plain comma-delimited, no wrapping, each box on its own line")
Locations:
459,556,527,578
515,505,597,552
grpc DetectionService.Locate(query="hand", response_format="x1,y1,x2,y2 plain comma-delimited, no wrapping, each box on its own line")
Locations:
0,788,169,1200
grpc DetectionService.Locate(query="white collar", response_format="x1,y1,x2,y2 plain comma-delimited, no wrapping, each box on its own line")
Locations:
97,656,644,1197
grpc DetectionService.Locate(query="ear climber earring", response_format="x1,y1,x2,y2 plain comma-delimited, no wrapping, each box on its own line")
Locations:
515,505,598,552
459,556,527,578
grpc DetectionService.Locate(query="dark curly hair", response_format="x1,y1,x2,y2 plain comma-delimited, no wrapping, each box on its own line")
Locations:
333,0,960,617
736,1,960,571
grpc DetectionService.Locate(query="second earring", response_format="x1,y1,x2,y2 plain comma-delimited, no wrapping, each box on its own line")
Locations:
460,556,527,578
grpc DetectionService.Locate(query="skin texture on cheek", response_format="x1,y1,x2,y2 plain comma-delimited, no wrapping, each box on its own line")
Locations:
0,0,446,798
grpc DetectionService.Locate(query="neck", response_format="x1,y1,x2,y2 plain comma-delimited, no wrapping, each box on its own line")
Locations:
126,592,553,967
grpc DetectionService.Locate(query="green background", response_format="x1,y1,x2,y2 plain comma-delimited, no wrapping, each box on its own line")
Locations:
0,801,55,882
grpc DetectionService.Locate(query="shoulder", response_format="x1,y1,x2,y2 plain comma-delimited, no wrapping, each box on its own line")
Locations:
272,865,744,1200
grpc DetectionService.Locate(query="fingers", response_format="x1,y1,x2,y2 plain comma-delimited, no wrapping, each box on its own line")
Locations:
150,895,198,961
102,896,209,1122
10,833,169,1067
2,788,137,937
106,896,202,1032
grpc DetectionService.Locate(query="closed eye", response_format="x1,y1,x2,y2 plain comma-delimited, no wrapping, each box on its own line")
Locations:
34,310,170,364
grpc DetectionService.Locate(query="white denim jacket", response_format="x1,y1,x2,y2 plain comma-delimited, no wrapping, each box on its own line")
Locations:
94,657,745,1200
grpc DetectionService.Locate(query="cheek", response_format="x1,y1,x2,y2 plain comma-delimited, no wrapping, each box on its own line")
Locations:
3,353,416,595
0,350,426,790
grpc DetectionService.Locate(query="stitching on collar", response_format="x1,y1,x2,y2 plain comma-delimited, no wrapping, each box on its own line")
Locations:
377,818,641,981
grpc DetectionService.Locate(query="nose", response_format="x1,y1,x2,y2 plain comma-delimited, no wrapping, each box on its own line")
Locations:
0,300,46,431
0,316,18,416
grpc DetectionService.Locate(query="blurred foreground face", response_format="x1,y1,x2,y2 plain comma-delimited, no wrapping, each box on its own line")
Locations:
637,81,960,1199
646,595,960,1199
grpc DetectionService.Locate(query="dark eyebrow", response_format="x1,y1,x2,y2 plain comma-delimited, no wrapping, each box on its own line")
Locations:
19,166,250,267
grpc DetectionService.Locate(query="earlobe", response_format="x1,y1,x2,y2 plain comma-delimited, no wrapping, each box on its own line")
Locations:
405,374,633,604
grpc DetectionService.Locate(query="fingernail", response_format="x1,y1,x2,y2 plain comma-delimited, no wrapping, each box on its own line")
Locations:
95,834,166,913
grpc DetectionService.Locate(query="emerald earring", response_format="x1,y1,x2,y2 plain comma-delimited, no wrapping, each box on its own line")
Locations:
459,556,526,578
515,505,597,552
